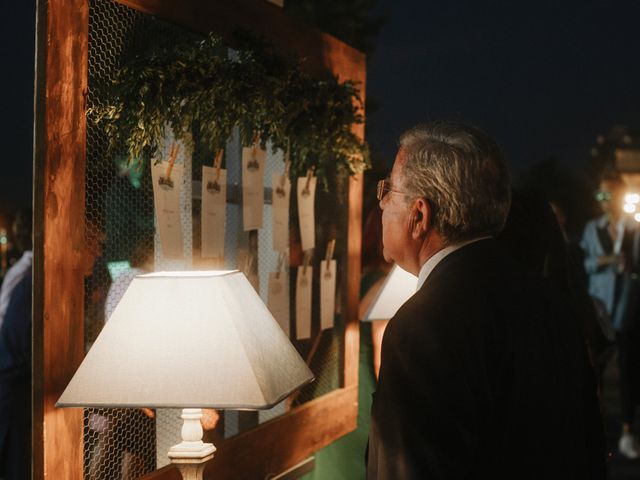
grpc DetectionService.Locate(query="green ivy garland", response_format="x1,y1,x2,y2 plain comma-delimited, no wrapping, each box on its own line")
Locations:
88,32,370,187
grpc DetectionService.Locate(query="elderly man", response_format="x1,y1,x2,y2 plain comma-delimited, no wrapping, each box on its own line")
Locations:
367,122,604,479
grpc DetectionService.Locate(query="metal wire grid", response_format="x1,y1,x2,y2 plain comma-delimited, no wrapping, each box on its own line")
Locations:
83,0,347,476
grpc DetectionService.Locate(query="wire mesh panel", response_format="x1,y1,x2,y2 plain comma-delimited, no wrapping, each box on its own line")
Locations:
84,0,349,477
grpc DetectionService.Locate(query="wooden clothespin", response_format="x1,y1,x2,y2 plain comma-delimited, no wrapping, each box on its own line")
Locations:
159,143,180,188
276,160,290,198
214,149,224,180
324,239,336,278
302,167,315,197
251,133,260,159
166,143,180,178
302,250,312,278
247,135,261,171
275,252,287,280
206,149,224,193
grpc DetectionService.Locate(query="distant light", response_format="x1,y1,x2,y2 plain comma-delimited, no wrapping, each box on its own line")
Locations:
590,148,599,157
626,193,640,204
624,203,636,213
634,213,640,223
0,236,6,245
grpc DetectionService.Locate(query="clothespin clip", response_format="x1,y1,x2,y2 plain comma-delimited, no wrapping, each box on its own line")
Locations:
301,250,312,286
158,143,180,189
206,149,224,193
276,159,290,198
324,239,336,279
302,167,315,197
247,134,260,172
275,252,287,280
242,251,256,276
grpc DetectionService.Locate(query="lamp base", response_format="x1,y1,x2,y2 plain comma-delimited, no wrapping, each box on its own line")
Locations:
172,459,214,480
168,408,216,480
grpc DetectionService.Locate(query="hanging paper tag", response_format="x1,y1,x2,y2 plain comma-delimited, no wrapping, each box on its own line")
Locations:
272,173,291,252
296,266,312,339
268,271,290,336
151,161,184,258
297,175,316,252
242,146,266,231
320,259,336,330
201,166,226,259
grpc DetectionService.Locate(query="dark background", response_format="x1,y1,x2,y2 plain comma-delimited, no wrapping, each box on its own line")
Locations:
367,0,640,177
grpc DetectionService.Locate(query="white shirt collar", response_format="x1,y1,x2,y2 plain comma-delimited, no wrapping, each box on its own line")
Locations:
416,237,490,290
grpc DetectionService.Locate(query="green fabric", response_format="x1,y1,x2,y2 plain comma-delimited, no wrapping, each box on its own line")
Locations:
301,271,385,479
301,322,376,480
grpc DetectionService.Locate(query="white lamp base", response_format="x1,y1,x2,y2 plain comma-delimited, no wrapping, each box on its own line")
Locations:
168,408,216,480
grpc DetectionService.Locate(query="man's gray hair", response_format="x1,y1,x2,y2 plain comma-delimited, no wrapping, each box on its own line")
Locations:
399,122,511,245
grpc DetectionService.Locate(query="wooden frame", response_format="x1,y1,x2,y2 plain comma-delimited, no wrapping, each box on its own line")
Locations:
33,0,365,478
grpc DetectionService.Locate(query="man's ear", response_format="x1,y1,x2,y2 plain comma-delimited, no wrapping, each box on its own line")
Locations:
411,198,431,239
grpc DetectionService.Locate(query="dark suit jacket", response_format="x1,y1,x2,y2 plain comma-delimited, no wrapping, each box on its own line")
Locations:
367,239,605,479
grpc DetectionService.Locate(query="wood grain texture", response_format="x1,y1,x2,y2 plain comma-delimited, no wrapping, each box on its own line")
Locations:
140,386,358,480
33,0,89,478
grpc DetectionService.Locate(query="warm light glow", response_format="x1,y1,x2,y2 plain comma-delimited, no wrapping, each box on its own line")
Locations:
625,193,640,204
363,265,418,321
140,270,238,278
635,213,640,223
624,203,636,213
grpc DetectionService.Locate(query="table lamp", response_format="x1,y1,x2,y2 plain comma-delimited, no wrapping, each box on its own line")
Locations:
363,264,417,321
57,270,314,480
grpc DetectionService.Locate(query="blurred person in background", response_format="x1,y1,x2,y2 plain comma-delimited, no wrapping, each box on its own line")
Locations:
0,209,32,332
581,173,640,459
0,207,32,479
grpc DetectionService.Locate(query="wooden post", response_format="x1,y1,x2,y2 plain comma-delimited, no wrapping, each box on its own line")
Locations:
33,0,89,478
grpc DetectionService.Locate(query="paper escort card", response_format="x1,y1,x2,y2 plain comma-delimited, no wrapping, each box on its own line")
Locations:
320,259,336,330
242,145,266,231
268,271,290,336
201,166,226,260
296,266,312,339
297,175,316,252
272,173,291,253
151,161,184,258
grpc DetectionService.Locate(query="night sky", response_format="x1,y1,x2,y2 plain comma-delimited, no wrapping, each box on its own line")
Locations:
2,0,640,224
367,0,640,177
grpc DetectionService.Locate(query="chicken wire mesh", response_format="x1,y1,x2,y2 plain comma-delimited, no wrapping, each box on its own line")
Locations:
83,0,348,477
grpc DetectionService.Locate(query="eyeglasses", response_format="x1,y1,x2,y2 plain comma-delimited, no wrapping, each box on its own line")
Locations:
376,178,412,202
595,191,612,202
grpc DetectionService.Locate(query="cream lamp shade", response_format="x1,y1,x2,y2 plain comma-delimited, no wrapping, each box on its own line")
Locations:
363,264,417,322
57,270,314,478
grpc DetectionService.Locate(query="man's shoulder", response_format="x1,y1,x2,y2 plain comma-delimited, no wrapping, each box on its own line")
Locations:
400,242,557,323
